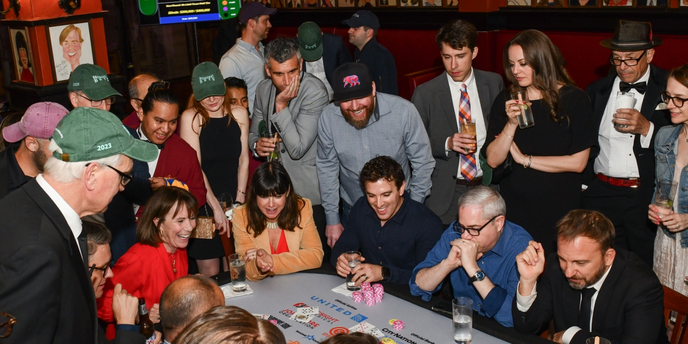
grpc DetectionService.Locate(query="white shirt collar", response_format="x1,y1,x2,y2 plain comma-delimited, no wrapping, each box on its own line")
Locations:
446,67,476,89
35,174,84,258
589,261,613,291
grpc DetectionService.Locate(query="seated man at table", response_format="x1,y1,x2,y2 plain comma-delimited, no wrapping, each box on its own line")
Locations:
410,186,531,327
331,156,443,285
513,209,667,344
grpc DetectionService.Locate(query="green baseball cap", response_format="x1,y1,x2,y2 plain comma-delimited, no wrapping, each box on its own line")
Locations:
298,22,323,62
67,64,122,100
52,107,158,163
191,62,226,101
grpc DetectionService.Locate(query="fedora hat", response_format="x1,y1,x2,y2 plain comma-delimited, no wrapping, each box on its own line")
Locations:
600,20,662,51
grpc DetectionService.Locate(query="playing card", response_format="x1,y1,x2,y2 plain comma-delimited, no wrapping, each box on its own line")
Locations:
296,306,319,316
348,321,375,333
367,328,385,338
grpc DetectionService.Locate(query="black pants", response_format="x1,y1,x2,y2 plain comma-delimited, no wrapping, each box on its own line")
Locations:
312,204,329,265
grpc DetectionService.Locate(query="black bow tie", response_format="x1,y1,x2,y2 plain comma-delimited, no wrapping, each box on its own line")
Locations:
142,139,164,150
619,81,647,94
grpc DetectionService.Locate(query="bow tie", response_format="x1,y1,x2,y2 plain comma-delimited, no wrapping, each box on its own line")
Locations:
619,81,647,94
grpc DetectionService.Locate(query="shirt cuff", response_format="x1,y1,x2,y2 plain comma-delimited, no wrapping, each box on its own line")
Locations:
481,286,507,317
115,324,140,332
326,213,340,226
562,326,581,344
640,122,654,148
515,281,537,312
445,137,452,157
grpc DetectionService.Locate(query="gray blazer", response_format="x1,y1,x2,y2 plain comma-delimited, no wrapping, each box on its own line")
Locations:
411,69,503,217
249,72,329,204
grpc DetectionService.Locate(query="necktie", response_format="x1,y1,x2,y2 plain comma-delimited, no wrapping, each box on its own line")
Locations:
77,230,88,268
459,84,477,181
619,81,647,94
578,287,597,331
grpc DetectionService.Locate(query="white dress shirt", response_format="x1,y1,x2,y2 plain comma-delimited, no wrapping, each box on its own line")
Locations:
305,58,334,101
137,126,161,178
36,174,84,259
446,68,486,178
594,67,654,178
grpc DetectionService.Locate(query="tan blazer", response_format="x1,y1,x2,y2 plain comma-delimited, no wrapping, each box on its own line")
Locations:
232,198,324,281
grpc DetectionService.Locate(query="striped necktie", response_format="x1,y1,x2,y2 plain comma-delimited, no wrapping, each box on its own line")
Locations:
459,84,476,181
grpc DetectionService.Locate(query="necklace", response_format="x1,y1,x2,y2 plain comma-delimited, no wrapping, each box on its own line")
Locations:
171,253,177,273
266,221,279,229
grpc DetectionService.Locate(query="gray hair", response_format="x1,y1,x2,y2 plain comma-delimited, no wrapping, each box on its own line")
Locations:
83,221,112,260
43,139,122,183
264,37,301,66
457,186,506,220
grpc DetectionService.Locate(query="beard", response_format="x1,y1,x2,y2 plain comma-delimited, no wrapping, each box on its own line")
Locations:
32,142,48,173
341,97,375,130
567,261,607,290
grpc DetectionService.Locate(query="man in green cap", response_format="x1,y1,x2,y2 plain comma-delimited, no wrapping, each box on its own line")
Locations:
0,107,157,344
68,63,122,112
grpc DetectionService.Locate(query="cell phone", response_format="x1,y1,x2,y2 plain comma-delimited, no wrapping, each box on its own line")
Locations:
431,300,452,317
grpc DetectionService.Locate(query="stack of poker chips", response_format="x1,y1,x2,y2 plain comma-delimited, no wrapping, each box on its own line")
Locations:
373,283,384,303
352,282,385,306
391,319,404,331
352,291,364,302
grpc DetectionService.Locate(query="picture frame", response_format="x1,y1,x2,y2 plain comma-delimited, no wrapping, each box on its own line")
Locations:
681,0,688,6
377,0,397,6
443,0,458,7
506,0,532,5
568,0,597,6
399,0,420,7
9,27,36,85
601,0,633,6
423,0,442,6
337,0,356,7
321,0,336,7
46,21,95,82
358,0,377,6
635,0,666,5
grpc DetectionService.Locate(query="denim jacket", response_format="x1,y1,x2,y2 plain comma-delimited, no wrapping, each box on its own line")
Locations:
654,124,688,248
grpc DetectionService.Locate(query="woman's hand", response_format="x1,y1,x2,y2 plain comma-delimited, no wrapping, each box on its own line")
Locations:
509,142,526,165
505,99,523,125
148,303,161,324
212,204,230,236
658,212,688,233
648,204,672,225
255,249,274,274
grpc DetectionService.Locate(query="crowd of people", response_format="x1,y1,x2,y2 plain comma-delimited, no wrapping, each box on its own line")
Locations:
0,4,684,343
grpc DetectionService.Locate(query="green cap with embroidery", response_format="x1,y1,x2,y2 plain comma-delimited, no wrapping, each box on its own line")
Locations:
298,21,323,62
191,62,226,101
52,107,158,162
67,64,122,100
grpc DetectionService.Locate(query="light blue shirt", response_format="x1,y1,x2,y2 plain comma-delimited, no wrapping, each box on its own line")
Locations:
218,38,266,115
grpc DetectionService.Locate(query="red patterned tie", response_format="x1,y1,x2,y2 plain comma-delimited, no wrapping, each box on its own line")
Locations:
459,84,476,181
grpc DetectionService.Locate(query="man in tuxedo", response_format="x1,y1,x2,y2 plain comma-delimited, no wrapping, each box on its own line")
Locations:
0,107,158,344
250,37,330,261
582,20,670,267
296,21,352,101
513,209,667,344
411,20,504,226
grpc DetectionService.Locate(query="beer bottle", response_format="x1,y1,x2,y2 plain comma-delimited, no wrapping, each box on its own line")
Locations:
138,298,155,338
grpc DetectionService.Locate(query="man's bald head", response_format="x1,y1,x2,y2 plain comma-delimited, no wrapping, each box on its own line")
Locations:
159,275,225,342
128,74,159,112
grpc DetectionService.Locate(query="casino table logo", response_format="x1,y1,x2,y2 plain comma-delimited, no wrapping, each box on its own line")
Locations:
267,315,291,330
350,313,368,323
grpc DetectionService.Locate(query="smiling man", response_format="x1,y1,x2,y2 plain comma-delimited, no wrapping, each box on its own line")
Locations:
410,186,531,327
411,20,504,226
513,210,667,344
331,156,442,285
317,63,434,249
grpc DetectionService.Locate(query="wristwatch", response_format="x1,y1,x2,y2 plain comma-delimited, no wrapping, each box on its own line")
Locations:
381,266,391,281
469,270,486,283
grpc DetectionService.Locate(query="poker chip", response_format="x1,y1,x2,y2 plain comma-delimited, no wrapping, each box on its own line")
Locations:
269,319,277,325
361,282,371,289
388,319,398,325
380,338,396,344
365,299,376,306
352,291,363,302
392,320,404,331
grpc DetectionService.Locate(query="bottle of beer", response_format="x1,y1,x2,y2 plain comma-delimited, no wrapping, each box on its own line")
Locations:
138,298,155,338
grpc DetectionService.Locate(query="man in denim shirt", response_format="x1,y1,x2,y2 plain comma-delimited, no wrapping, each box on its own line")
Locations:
410,186,531,327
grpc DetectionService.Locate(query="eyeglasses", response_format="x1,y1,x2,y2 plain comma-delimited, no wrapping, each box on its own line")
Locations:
77,93,116,107
609,50,646,67
661,92,688,108
453,215,499,236
89,263,111,278
105,164,133,186
0,312,17,338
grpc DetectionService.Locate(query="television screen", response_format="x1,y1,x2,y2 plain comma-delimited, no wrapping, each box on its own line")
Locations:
139,0,239,25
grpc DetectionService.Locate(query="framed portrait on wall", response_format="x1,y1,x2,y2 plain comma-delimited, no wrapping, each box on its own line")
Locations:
337,0,356,7
321,0,336,7
444,0,458,7
358,0,376,6
636,0,666,5
423,0,442,6
602,0,633,6
9,27,36,84
568,0,597,6
681,0,688,5
399,0,420,7
47,21,95,82
507,0,532,5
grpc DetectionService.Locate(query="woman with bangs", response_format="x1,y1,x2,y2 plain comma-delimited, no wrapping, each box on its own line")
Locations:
180,62,250,276
232,161,324,281
483,30,596,255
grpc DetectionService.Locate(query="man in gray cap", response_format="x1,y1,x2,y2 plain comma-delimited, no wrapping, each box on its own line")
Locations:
68,63,122,111
342,10,397,95
296,21,351,101
219,2,277,115
0,107,157,344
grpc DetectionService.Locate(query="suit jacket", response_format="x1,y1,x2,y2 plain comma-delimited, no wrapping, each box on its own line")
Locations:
584,64,670,202
512,248,668,344
299,33,352,89
0,179,98,343
0,142,31,200
231,198,324,281
249,73,329,204
411,70,504,216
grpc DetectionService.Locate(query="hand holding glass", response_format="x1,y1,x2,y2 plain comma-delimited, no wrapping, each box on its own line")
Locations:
614,92,637,130
460,120,477,153
510,91,534,129
344,251,362,291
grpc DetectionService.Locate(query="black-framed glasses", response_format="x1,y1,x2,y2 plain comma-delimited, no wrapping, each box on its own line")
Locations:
105,164,133,186
77,93,116,107
89,263,111,278
661,92,688,108
453,215,499,236
0,312,17,338
609,50,646,67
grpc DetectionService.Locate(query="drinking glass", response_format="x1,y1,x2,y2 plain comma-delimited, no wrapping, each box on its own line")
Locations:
654,180,678,210
452,297,473,344
218,193,233,212
510,91,534,129
614,91,637,129
460,120,477,153
229,253,247,292
261,132,281,163
344,251,362,291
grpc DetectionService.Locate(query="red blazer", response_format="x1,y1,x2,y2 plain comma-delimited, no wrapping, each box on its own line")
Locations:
98,243,188,323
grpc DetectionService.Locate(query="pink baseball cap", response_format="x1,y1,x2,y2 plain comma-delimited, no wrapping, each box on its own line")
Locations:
2,102,69,143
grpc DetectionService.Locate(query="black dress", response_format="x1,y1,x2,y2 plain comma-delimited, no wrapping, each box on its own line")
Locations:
483,85,597,255
187,116,242,259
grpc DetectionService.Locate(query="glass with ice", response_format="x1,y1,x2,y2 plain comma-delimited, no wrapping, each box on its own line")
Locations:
510,91,534,129
229,253,247,292
460,120,477,153
345,251,362,291
452,297,473,344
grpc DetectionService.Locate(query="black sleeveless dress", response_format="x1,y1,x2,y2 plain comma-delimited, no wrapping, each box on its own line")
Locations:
187,115,242,259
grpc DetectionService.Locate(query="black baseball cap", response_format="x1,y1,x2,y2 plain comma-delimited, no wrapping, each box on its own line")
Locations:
332,63,373,103
238,2,276,25
342,10,380,31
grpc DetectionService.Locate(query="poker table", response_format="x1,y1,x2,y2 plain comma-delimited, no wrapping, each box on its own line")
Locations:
219,267,551,344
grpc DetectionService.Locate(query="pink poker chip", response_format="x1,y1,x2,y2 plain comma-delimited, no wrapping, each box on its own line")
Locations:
270,319,278,325
361,282,371,289
352,291,363,302
392,320,404,330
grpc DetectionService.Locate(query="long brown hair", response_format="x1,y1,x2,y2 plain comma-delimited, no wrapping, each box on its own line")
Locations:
137,187,199,247
173,306,286,344
503,29,575,123
187,85,236,133
245,161,304,237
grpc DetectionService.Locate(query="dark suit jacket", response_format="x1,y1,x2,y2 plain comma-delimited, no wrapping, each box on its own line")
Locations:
0,179,98,343
298,33,352,89
584,64,670,202
512,248,668,344
411,70,504,216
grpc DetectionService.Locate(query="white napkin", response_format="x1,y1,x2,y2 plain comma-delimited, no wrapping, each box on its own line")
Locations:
331,283,354,298
221,283,254,299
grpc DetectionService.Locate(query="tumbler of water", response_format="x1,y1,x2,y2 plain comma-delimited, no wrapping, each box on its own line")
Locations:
453,297,473,344
229,253,247,292
345,251,362,291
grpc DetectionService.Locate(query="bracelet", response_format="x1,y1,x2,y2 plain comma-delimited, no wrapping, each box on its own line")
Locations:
237,189,246,195
502,132,514,139
525,155,533,169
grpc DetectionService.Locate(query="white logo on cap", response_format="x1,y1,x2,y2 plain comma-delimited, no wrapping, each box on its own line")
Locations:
305,43,317,49
55,128,64,139
72,82,80,87
199,75,216,84
93,75,109,83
